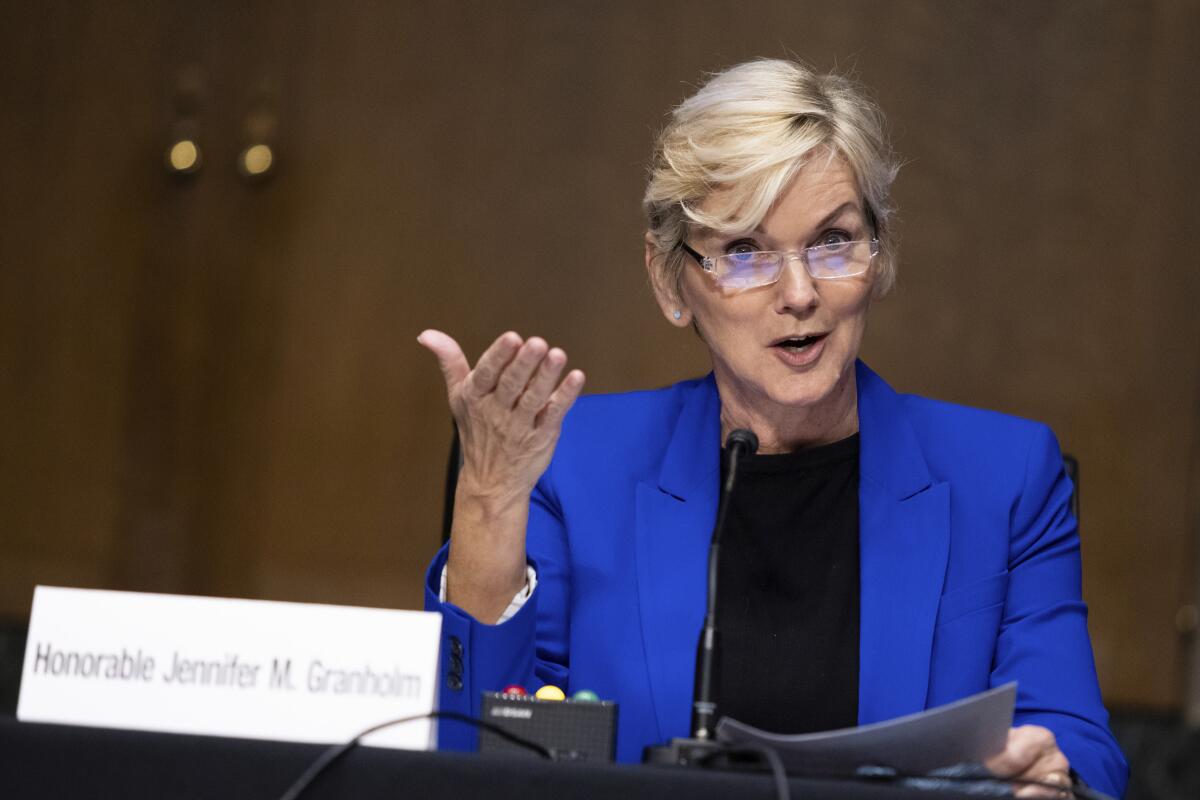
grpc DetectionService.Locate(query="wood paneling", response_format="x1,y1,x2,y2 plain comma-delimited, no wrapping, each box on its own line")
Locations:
0,3,166,605
1,0,1196,710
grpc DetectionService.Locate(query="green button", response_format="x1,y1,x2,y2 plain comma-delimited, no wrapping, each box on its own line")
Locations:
571,689,600,702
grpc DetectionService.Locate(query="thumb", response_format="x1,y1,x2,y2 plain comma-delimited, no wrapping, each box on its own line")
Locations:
417,329,470,394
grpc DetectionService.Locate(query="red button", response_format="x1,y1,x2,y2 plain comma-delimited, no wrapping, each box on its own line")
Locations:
501,684,527,696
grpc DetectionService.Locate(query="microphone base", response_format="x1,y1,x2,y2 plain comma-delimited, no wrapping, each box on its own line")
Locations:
642,737,725,767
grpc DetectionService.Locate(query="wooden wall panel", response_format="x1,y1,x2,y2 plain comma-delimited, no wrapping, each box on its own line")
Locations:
0,3,166,607
1,0,1195,711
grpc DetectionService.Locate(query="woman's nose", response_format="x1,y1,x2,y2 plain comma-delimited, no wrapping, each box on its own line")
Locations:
774,254,819,313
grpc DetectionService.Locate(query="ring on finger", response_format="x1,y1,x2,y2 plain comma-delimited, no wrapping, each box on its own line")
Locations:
1044,771,1069,787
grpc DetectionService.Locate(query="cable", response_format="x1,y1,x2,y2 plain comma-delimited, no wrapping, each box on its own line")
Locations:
699,743,791,800
276,710,552,800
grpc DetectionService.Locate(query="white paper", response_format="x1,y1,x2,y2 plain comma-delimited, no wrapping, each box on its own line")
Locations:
716,683,1016,776
17,586,442,749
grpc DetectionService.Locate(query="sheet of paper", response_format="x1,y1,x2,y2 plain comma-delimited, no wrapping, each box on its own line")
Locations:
716,682,1015,776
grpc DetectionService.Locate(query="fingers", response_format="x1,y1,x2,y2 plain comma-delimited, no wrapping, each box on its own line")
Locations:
985,726,1043,777
537,369,586,429
514,346,567,417
1015,750,1071,799
1015,772,1070,799
493,337,549,408
422,329,582,428
986,726,1071,798
417,329,471,394
462,332,523,399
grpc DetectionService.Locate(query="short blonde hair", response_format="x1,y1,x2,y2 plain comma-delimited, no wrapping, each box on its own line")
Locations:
644,58,900,298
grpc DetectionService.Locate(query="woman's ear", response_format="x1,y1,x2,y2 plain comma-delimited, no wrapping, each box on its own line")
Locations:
644,231,692,328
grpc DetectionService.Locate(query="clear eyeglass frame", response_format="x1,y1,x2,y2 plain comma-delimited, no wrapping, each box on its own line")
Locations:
679,238,880,291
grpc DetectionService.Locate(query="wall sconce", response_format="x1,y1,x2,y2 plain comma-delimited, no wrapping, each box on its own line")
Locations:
237,142,274,179
238,82,278,183
165,64,205,178
166,138,202,175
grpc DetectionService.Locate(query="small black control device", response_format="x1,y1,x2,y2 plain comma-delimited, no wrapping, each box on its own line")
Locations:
478,691,618,762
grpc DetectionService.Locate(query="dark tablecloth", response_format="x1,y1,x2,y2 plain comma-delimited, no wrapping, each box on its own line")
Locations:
0,715,986,799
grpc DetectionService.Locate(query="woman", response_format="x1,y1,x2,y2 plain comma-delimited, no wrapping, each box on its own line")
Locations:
418,59,1127,797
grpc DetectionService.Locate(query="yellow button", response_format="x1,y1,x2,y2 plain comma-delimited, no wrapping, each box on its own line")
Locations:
534,685,566,701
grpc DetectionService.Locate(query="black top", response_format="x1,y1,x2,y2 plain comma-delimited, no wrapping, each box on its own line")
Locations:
714,433,861,734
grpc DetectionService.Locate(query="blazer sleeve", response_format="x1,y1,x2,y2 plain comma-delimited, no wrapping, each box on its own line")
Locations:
993,423,1129,797
423,474,571,752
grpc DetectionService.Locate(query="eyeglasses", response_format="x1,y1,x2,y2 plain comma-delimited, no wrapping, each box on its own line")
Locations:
679,238,880,291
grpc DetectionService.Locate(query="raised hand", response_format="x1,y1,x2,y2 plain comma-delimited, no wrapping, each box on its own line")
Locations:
418,329,585,622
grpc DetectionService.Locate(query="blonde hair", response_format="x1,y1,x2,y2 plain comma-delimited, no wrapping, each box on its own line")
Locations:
644,58,900,298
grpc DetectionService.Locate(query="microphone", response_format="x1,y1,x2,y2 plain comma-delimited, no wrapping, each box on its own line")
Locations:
692,428,758,740
644,428,758,766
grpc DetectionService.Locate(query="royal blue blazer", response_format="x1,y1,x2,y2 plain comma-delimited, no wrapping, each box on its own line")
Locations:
426,362,1128,797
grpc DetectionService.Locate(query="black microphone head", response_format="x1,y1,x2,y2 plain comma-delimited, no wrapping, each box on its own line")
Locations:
725,428,758,456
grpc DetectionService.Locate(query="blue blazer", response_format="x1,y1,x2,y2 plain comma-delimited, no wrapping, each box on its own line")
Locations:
426,362,1128,797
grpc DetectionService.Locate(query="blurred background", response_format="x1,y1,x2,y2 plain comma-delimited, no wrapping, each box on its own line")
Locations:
1,1,1197,795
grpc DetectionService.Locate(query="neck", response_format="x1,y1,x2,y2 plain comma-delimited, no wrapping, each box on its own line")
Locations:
717,367,859,455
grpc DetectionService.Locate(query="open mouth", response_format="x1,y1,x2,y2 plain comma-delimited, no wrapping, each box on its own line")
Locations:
772,333,828,352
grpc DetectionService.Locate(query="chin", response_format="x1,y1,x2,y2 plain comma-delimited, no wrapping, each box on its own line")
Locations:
767,361,850,409
763,376,835,410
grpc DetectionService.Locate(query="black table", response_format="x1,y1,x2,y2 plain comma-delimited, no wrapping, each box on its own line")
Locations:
0,716,988,799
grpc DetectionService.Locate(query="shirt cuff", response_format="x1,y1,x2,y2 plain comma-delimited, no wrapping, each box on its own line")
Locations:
438,563,537,625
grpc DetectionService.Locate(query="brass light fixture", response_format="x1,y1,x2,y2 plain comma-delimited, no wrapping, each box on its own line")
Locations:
238,81,279,182
165,138,202,175
165,65,205,178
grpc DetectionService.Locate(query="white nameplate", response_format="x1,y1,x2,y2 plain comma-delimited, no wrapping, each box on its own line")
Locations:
17,586,442,749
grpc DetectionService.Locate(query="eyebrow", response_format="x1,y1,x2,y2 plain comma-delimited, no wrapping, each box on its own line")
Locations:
752,200,862,237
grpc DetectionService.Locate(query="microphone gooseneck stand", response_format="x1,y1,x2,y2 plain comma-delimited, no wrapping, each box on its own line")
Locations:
643,428,758,766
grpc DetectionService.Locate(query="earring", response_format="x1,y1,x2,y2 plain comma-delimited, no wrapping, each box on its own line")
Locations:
673,310,682,320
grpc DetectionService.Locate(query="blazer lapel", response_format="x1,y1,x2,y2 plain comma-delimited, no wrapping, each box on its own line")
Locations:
634,376,721,742
856,361,951,723
633,365,951,737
